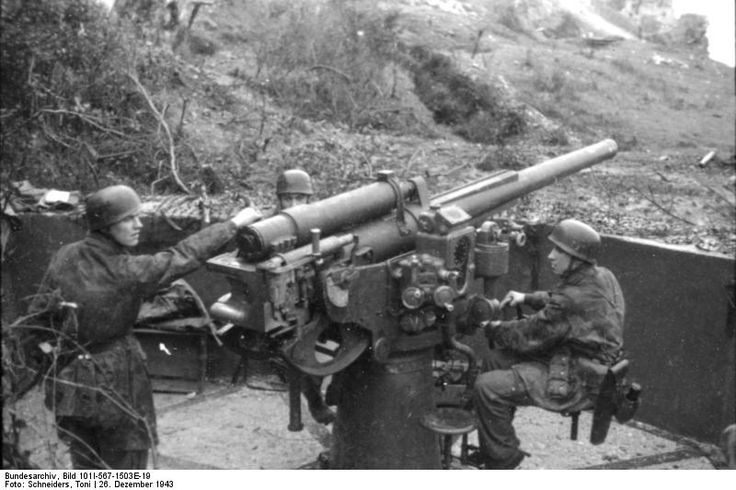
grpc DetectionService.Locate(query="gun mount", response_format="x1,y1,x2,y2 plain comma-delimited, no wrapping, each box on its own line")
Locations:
207,139,618,468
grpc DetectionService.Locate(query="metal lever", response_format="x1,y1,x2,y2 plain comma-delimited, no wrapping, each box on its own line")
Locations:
311,228,321,258
287,365,304,432
310,228,323,266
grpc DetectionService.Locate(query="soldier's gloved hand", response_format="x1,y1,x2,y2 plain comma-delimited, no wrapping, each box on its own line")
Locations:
230,207,263,228
499,290,525,309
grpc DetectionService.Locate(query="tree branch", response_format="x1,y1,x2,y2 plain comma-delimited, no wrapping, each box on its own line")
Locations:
39,109,127,138
308,64,353,83
632,186,697,226
127,72,190,195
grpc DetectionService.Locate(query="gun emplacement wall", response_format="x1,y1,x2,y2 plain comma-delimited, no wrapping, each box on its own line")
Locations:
3,211,734,445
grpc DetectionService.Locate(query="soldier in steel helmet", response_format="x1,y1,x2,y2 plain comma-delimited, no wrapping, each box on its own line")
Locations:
471,219,625,469
275,168,313,210
274,169,335,425
29,185,262,469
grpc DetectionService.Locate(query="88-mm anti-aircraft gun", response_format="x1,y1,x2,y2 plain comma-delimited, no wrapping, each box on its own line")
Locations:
207,139,619,469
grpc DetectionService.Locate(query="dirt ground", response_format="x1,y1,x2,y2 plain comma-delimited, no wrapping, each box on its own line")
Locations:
8,355,722,471
151,376,717,470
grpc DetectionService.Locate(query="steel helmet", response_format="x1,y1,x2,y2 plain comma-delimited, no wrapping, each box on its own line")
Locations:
548,219,600,263
276,169,313,196
86,185,141,231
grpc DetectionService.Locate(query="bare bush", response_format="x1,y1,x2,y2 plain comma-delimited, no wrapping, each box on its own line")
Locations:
240,1,416,132
409,47,527,144
3,295,159,469
532,66,567,93
610,57,638,74
1,0,191,194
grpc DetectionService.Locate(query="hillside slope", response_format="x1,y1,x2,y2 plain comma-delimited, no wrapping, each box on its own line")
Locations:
172,0,732,253
4,0,732,253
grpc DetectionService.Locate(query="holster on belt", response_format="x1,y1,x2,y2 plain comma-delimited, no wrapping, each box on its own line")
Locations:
590,359,632,445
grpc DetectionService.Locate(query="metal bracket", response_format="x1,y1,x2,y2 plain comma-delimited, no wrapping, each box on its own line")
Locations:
285,314,369,376
378,171,411,237
408,176,430,210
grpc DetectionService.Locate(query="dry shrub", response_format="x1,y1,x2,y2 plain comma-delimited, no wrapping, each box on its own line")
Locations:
496,4,526,35
227,1,527,144
477,146,525,171
1,0,186,194
532,66,567,93
546,12,582,39
409,47,527,144
610,57,638,75
542,127,571,146
244,0,415,132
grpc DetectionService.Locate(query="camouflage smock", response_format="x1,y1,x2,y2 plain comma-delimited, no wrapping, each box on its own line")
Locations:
32,221,237,450
489,262,625,397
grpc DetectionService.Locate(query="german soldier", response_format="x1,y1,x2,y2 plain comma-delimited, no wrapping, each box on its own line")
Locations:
472,219,625,469
30,185,261,469
273,169,336,425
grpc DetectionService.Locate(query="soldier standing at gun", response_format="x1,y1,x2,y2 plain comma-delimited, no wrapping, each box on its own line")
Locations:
29,185,262,469
271,169,335,425
471,219,625,469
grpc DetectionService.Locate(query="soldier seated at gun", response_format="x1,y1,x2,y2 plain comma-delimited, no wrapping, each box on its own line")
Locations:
268,169,335,425
471,219,626,469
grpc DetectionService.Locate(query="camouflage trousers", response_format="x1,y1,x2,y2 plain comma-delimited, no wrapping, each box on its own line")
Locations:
473,349,594,462
60,418,149,469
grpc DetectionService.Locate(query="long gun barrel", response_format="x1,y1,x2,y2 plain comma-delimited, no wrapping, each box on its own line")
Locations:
334,139,618,262
433,138,618,217
236,139,617,262
238,178,419,260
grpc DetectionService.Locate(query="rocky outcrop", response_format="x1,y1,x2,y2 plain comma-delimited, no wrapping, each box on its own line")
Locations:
597,0,708,52
659,13,708,52
486,0,709,53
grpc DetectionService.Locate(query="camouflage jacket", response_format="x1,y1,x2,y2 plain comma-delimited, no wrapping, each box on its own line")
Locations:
490,263,625,365
31,221,237,449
